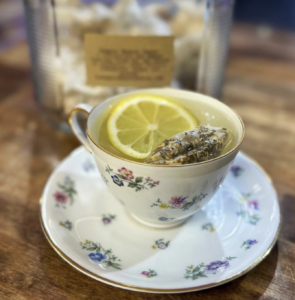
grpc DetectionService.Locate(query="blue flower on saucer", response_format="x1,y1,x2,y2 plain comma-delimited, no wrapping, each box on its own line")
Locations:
111,175,123,187
159,216,168,221
88,252,107,262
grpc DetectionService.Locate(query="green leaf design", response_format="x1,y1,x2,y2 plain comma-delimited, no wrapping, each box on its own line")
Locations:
56,177,77,207
128,182,137,188
86,246,98,251
226,256,236,261
193,266,200,273
80,240,122,270
181,202,194,211
109,262,122,270
135,177,143,183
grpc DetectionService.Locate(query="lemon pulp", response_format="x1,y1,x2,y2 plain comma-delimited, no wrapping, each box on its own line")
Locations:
107,95,198,159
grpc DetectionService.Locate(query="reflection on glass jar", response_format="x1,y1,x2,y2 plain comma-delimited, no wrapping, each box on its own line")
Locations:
24,0,234,132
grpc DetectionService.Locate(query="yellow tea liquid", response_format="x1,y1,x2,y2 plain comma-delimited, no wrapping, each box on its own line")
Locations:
90,97,238,163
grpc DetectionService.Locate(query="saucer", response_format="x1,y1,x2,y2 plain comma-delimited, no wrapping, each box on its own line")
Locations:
40,146,280,293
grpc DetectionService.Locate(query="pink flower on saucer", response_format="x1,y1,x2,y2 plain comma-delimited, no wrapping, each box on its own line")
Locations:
248,200,259,210
118,167,134,179
53,192,68,204
141,271,149,276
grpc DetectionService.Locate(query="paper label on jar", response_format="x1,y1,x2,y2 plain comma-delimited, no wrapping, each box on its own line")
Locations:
84,34,174,87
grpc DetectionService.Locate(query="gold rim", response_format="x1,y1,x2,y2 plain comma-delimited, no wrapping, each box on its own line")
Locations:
68,106,93,153
84,98,245,167
40,207,281,293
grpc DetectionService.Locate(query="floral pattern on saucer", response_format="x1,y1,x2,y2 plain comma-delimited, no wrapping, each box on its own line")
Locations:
82,159,96,172
152,239,170,250
141,270,157,278
151,193,207,211
80,240,122,270
231,166,243,177
184,257,236,280
106,165,159,192
241,240,258,250
236,193,261,225
102,214,116,225
59,220,72,230
53,176,77,208
202,223,215,232
41,147,280,292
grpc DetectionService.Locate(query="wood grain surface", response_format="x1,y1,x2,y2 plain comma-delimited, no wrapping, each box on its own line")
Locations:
0,25,295,300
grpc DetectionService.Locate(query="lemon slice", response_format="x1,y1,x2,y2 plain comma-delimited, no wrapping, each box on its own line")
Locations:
107,95,198,159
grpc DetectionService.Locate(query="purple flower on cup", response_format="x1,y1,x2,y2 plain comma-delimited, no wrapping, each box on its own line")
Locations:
88,252,106,262
205,260,229,274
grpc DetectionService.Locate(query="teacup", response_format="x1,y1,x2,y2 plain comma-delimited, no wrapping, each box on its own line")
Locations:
68,88,244,228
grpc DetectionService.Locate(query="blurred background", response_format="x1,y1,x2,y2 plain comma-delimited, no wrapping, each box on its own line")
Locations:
1,0,295,52
1,0,295,132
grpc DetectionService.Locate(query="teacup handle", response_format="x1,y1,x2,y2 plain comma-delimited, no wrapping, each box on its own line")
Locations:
68,103,93,153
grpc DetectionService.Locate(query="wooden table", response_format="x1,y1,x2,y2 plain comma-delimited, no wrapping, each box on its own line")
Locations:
0,24,294,300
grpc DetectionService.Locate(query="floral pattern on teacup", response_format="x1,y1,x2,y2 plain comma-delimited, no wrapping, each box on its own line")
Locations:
111,175,124,187
106,165,159,192
151,193,207,211
158,215,175,222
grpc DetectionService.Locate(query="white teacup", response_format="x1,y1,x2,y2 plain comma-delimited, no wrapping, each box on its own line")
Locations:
69,88,244,228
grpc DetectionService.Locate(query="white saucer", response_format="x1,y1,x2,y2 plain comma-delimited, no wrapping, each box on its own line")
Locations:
40,146,280,293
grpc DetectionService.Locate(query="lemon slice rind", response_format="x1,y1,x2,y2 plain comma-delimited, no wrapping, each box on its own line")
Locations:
107,95,198,159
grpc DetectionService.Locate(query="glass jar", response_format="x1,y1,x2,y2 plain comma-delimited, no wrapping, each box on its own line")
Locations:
24,0,234,132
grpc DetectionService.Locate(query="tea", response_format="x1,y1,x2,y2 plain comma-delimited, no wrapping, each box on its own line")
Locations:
90,94,238,164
